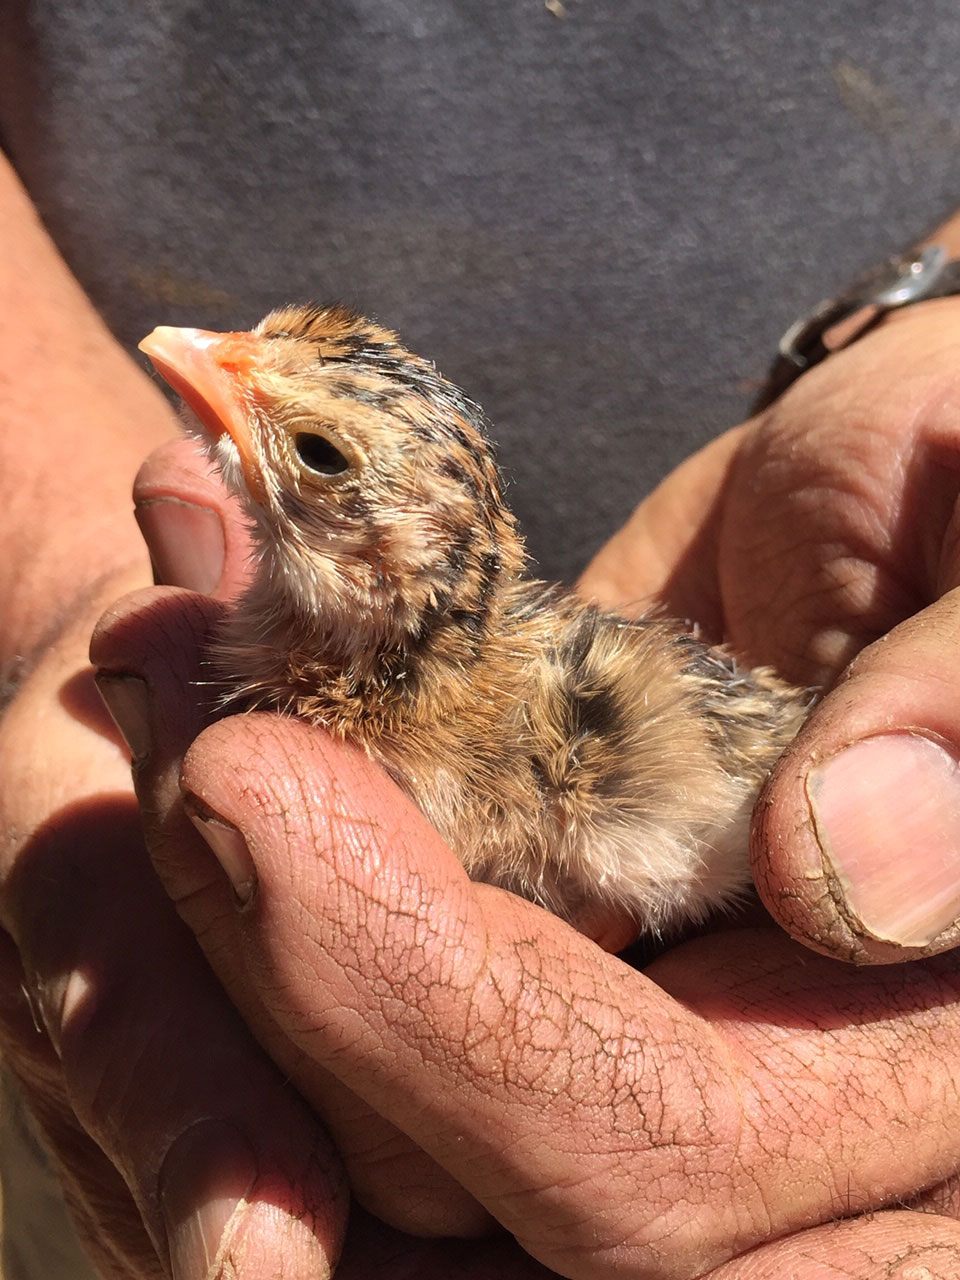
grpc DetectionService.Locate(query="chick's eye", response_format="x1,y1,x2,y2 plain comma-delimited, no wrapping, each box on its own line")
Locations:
294,432,351,476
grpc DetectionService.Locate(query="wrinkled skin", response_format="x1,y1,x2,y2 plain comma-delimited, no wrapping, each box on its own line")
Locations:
6,213,960,1278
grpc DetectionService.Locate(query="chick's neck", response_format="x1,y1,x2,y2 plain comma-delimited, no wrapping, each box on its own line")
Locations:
217,508,528,733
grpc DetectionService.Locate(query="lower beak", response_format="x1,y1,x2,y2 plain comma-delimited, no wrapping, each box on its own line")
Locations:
138,326,268,504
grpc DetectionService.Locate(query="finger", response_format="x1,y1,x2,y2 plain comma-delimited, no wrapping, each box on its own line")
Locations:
181,710,960,1280
585,310,960,689
0,927,158,1280
0,598,347,1280
705,1210,960,1280
717,310,960,685
133,438,253,599
91,585,492,1238
753,586,960,963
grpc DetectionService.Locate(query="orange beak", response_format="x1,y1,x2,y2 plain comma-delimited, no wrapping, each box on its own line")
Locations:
138,326,269,504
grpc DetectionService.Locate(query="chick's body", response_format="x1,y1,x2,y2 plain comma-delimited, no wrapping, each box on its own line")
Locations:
141,306,809,942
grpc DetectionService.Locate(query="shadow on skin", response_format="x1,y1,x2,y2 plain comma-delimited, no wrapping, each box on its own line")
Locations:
58,666,125,744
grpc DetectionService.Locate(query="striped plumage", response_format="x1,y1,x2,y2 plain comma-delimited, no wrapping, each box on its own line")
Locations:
140,306,810,948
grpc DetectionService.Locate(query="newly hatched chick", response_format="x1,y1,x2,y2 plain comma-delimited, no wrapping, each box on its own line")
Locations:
139,306,809,948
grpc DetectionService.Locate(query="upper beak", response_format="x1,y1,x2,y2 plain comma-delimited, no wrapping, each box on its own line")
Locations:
138,326,269,504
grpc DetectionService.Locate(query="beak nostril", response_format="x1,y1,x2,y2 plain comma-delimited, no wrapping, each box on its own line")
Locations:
213,334,261,376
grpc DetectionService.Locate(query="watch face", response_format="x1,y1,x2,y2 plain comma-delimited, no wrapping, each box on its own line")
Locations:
762,243,960,412
868,245,946,308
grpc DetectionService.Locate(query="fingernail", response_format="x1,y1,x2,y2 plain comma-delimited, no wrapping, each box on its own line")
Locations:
808,733,960,948
94,673,151,764
136,498,225,593
161,1119,257,1280
185,802,258,907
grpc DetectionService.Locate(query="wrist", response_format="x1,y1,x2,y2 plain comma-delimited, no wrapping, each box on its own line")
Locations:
759,231,960,410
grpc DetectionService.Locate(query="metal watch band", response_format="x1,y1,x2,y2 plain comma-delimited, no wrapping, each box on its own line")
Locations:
754,244,960,411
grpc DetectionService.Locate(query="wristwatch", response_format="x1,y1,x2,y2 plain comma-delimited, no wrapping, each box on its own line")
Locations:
755,244,960,410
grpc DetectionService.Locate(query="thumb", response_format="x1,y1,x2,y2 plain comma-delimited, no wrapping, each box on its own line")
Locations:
133,438,254,600
753,587,960,964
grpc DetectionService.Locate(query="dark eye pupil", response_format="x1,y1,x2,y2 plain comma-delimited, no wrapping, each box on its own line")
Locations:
294,432,350,475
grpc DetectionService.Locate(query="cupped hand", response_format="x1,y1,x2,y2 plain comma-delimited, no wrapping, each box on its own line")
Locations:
0,569,351,1280
94,583,960,1280
92,310,960,1279
0,560,558,1280
584,300,960,964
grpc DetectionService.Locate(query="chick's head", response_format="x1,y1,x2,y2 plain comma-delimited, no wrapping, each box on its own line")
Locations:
140,305,524,649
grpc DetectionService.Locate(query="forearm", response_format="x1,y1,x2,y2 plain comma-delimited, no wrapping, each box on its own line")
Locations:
0,152,176,672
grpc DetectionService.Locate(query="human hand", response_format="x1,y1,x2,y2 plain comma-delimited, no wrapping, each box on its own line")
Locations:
0,559,562,1280
89,423,960,1279
0,151,345,1280
0,149,558,1279
583,300,960,965
0,569,354,1280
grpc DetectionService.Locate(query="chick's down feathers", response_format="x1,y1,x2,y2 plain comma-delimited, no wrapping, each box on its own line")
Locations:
140,305,809,948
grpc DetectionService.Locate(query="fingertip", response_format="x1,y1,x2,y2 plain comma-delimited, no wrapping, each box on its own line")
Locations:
185,802,259,908
133,439,253,599
180,715,400,843
160,1115,346,1280
807,733,960,949
91,586,224,673
179,712,483,1009
750,593,960,963
136,498,226,595
133,437,224,507
753,722,960,965
160,1119,259,1280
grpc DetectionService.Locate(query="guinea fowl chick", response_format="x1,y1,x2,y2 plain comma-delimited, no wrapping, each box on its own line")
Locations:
139,306,809,950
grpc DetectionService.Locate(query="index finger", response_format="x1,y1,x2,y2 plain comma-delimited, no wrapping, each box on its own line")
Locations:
181,711,960,1280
